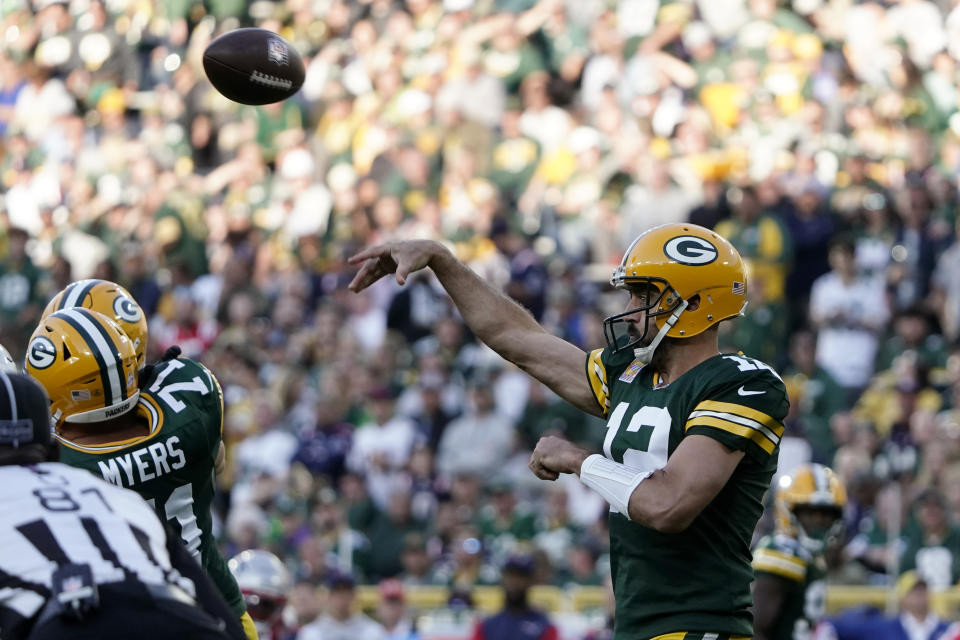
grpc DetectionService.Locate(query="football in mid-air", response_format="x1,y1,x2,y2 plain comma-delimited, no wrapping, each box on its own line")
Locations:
202,28,304,105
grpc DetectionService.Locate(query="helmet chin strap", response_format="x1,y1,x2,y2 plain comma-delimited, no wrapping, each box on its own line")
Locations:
633,299,689,364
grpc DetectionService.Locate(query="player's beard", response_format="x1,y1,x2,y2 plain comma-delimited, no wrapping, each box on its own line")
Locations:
626,315,657,348
627,314,668,367
648,336,676,376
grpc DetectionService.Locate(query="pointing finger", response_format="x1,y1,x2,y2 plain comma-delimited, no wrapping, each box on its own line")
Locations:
348,259,380,292
347,244,390,265
395,257,412,286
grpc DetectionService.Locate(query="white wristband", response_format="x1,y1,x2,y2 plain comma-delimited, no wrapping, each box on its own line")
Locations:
579,454,651,520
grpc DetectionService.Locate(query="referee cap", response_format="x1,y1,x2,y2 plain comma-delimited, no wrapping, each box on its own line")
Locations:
0,372,52,449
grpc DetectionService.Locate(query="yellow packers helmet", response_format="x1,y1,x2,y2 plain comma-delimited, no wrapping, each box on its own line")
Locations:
42,280,148,369
0,343,15,373
605,223,747,360
25,308,139,427
775,463,847,551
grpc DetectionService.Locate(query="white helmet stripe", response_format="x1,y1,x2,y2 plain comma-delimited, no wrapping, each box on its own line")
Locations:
59,309,123,407
812,463,828,494
61,279,98,310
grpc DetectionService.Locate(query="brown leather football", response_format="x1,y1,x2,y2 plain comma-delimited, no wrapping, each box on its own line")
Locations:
202,28,304,105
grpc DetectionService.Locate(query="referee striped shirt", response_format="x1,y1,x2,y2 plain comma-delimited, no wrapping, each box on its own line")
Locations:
0,462,196,638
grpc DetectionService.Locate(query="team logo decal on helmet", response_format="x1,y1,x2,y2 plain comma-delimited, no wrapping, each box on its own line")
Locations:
42,279,149,369
27,337,57,370
113,295,142,323
663,236,718,265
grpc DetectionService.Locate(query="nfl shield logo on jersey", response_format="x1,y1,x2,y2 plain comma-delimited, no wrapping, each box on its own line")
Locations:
266,38,288,66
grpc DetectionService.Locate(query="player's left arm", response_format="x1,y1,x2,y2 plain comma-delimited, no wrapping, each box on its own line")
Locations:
164,522,248,640
195,361,227,472
535,359,788,531
623,365,787,531
532,433,742,532
751,573,788,640
624,434,743,532
216,441,226,475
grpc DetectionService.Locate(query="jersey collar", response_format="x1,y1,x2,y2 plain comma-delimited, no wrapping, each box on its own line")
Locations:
56,394,165,454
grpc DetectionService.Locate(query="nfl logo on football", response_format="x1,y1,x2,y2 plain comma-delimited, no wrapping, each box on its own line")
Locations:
266,38,288,66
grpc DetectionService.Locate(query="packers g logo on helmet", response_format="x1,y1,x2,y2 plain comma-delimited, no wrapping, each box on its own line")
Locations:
663,236,718,265
113,295,142,323
26,308,140,427
42,280,148,369
27,337,56,370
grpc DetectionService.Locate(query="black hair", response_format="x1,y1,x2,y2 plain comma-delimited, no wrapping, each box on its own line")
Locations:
828,236,856,256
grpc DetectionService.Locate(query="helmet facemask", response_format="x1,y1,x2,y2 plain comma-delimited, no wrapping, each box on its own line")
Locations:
603,277,689,362
791,505,845,553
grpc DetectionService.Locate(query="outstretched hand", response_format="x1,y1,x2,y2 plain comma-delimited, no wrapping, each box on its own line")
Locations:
347,240,444,292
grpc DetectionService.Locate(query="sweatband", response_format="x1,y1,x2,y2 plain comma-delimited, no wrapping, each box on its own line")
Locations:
579,454,651,519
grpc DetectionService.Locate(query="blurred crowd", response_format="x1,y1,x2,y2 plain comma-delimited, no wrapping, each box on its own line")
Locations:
7,0,960,634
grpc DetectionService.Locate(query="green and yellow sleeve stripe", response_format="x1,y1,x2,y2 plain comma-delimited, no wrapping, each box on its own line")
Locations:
585,348,610,417
752,548,806,582
684,400,784,455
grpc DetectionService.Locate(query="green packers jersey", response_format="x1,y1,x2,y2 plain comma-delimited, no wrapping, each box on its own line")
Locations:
752,534,828,640
585,347,788,639
58,357,245,617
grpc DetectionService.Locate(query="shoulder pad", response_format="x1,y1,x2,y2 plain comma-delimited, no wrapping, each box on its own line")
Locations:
753,535,808,582
717,353,785,386
771,533,804,557
142,358,222,416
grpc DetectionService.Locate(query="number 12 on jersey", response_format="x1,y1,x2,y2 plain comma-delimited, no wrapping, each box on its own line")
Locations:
603,403,672,474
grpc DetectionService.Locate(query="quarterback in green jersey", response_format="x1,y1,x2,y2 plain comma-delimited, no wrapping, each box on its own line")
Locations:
349,222,788,639
25,291,256,640
752,464,846,640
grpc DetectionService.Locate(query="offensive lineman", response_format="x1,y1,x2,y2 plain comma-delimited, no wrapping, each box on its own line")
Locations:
752,464,846,640
349,223,788,639
0,370,245,640
25,296,254,638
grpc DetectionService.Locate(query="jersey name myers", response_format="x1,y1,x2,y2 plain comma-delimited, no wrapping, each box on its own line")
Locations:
97,435,186,487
